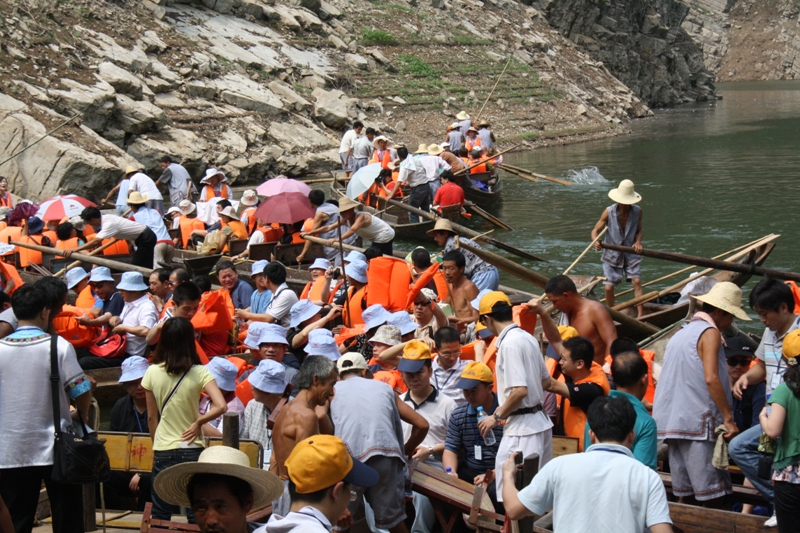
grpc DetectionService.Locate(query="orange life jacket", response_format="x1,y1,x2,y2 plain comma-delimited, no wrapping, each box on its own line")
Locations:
56,238,81,251
160,299,175,320
103,239,129,256
76,285,98,310
786,281,800,314
371,150,391,169
0,262,23,295
260,224,284,243
241,207,258,235
378,182,403,199
366,256,412,312
465,137,482,151
192,291,234,335
372,368,408,394
469,162,488,175
359,184,380,208
226,356,256,406
512,305,537,335
201,184,231,201
53,305,97,348
432,271,449,303
563,362,611,451
223,220,249,253
0,193,13,209
639,349,656,405
334,324,366,346
290,232,304,245
341,285,367,327
301,276,328,302
43,230,57,244
407,263,441,309
461,340,478,361
18,235,46,267
483,337,499,393
179,217,205,249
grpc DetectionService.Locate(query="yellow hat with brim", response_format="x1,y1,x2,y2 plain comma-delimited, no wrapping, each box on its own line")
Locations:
397,339,432,372
478,291,512,316
153,445,284,509
558,325,580,341
455,361,494,389
124,165,141,175
427,143,443,156
425,218,455,236
126,191,149,205
692,281,750,321
782,329,800,364
286,435,379,494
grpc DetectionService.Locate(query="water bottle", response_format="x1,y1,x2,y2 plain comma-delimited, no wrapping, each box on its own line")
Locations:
445,467,453,475
476,407,497,446
766,393,772,416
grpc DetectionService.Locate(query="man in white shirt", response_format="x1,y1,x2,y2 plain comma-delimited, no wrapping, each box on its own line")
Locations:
127,192,174,269
125,165,165,214
67,207,157,268
351,127,375,173
392,146,429,223
241,262,298,328
431,326,467,407
418,144,452,200
502,396,673,533
339,121,363,177
157,156,192,205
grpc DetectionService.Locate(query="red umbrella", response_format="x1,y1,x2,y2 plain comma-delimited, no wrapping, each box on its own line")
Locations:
36,195,96,221
254,192,315,225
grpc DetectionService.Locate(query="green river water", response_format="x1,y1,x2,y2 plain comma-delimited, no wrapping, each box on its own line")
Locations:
420,80,800,313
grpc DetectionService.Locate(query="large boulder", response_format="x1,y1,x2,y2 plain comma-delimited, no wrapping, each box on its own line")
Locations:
311,87,355,128
126,127,209,177
269,122,336,152
215,74,284,114
49,79,117,132
268,80,312,112
113,95,168,134
97,62,145,100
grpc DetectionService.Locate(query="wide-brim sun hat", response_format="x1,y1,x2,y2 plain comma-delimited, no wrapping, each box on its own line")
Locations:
414,143,429,154
607,179,642,205
119,356,150,383
692,281,750,321
89,266,114,283
167,206,181,216
65,267,89,290
456,111,470,121
153,445,284,509
426,218,455,236
201,168,227,184
372,135,390,147
179,200,196,215
127,191,149,205
478,120,490,127
124,165,141,175
241,190,258,206
117,272,148,291
290,299,322,328
338,196,360,213
218,206,239,221
309,258,331,271
467,127,479,134
427,144,443,156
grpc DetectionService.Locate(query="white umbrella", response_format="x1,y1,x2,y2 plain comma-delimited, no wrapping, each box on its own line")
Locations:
346,163,383,200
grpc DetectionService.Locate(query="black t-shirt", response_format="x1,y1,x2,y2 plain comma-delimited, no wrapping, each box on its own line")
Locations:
286,327,309,365
103,291,124,317
565,379,605,413
109,395,149,433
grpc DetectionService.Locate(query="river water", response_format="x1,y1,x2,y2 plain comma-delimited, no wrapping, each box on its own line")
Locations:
442,80,800,310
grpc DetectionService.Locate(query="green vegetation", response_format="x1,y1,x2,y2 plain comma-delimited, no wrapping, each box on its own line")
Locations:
516,131,539,141
451,31,493,46
397,54,439,77
360,28,397,46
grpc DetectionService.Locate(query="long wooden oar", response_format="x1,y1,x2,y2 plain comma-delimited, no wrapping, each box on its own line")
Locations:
385,198,546,262
563,227,607,275
500,164,574,187
475,56,512,123
605,234,779,302
53,239,122,278
457,240,659,337
499,165,540,183
465,202,514,231
12,240,152,275
600,242,799,282
453,145,519,177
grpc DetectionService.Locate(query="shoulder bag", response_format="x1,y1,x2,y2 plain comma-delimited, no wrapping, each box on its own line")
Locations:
50,333,111,484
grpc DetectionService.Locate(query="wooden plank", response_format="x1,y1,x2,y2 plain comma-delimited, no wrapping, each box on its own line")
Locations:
551,436,579,458
249,242,277,261
228,239,248,257
411,461,495,514
668,502,768,533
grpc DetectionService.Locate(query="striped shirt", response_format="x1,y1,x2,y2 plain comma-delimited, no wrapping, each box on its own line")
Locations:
445,395,503,473
757,315,800,395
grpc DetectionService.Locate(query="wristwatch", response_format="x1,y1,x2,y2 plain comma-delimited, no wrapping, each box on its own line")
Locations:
493,413,504,422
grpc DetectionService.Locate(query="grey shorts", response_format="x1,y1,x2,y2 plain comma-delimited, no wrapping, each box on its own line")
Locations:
667,439,731,501
346,456,407,529
351,157,369,173
340,152,352,172
603,260,641,286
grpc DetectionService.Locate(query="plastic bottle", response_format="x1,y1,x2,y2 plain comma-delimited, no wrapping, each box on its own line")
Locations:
476,406,497,446
766,393,771,416
445,467,453,474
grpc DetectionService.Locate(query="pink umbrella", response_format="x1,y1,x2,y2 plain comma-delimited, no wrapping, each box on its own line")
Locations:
256,177,311,197
36,195,97,221
254,192,315,225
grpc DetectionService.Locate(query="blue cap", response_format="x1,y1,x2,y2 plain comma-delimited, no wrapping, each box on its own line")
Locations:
250,260,269,277
309,258,332,271
89,266,114,283
248,359,287,394
306,329,340,361
116,271,148,291
257,323,289,346
343,250,366,263
119,356,149,383
344,260,368,284
388,311,417,336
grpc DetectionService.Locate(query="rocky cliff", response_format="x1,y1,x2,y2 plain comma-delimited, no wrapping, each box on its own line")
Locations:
532,0,717,106
0,0,653,202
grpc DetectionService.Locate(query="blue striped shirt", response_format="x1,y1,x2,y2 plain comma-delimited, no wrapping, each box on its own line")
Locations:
445,395,503,473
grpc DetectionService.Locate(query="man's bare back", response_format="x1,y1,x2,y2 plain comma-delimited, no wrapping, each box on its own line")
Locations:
270,391,321,479
567,297,617,364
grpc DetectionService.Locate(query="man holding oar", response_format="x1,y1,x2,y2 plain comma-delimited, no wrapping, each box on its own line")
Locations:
591,179,644,317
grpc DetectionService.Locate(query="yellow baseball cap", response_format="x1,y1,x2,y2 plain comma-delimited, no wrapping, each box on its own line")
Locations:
782,329,800,364
455,361,494,389
558,325,579,341
285,435,379,494
397,339,432,372
478,291,512,316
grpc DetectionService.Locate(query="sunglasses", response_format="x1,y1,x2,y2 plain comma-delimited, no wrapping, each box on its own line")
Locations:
727,357,752,367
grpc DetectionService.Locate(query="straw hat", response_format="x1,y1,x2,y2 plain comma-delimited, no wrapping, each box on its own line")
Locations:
373,135,390,147
608,179,641,205
426,218,455,236
240,190,258,207
201,168,227,184
692,281,750,321
124,165,141,175
338,196,360,213
427,144,443,156
478,120,490,127
218,206,239,221
179,200,196,215
456,111,470,121
414,143,429,154
466,127,479,134
126,191,148,205
153,445,284,509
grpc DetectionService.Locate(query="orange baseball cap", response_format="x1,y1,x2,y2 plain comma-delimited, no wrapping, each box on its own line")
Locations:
397,339,432,372
455,361,494,389
285,435,379,494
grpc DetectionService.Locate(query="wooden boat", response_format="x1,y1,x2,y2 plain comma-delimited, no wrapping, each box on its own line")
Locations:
461,172,503,205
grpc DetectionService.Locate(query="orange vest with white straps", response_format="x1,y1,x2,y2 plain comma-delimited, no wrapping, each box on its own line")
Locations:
563,362,611,451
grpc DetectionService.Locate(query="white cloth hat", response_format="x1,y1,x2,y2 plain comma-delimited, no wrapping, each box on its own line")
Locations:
178,200,196,215
607,179,642,205
218,206,239,221
69,215,85,231
89,266,114,283
250,260,268,278
241,189,258,207
343,250,366,264
388,311,417,336
345,260,368,284
205,357,238,391
119,356,149,383
309,258,332,271
243,322,269,350
290,300,322,328
362,304,393,331
692,281,750,321
117,272,147,291
257,323,289,346
201,168,227,184
306,329,340,361
248,359,287,394
456,111,470,120
65,267,89,290
167,206,181,216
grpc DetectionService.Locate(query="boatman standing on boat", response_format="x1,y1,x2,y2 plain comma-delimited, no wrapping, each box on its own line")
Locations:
307,196,396,256
591,179,644,317
427,219,500,291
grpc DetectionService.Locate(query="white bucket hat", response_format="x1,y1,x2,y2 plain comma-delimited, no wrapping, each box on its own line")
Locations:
167,206,181,216
306,329,340,361
218,206,239,221
362,304,393,331
205,357,238,391
178,200,196,215
388,311,417,336
343,250,366,264
243,322,269,350
309,258,332,272
65,267,89,290
116,272,147,291
692,281,750,321
89,266,115,283
257,323,289,346
241,190,258,207
607,179,642,205
201,168,227,184
456,111,470,120
69,215,85,231
250,260,268,278
345,260,368,284
248,359,287,394
290,300,322,328
119,356,150,383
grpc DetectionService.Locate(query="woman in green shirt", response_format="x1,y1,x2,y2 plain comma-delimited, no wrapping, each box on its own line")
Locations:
143,317,227,521
760,329,800,533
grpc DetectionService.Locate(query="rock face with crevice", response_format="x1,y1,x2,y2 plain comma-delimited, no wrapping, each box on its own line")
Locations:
533,0,717,106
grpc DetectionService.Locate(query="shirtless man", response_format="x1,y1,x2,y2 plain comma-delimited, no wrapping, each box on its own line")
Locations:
442,250,479,332
270,355,338,516
541,275,617,365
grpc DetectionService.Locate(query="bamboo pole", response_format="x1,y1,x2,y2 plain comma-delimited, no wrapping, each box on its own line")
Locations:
563,227,607,275
600,242,800,282
52,239,121,278
11,240,152,275
499,165,540,183
336,223,351,327
612,290,659,312
453,145,519,177
499,164,574,187
385,198,547,262
475,56,513,123
466,203,514,231
605,234,779,301
457,240,660,336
